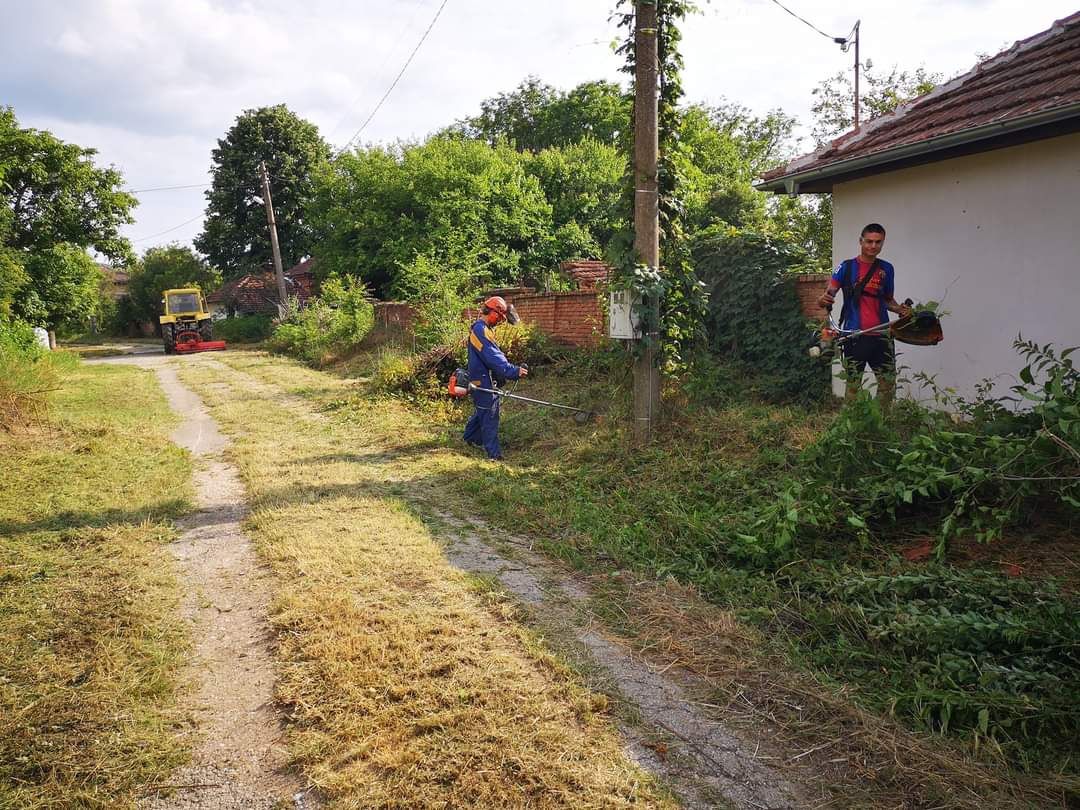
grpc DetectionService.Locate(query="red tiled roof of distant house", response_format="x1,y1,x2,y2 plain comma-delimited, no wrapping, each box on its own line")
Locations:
207,260,316,314
760,11,1080,186
560,260,613,290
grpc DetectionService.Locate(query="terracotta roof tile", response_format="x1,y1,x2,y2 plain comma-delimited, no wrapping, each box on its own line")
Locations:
207,265,315,314
761,11,1080,184
560,260,613,289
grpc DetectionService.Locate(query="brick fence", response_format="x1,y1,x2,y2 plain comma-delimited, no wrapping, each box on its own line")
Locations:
503,290,605,346
374,302,415,332
376,291,606,348
791,273,830,320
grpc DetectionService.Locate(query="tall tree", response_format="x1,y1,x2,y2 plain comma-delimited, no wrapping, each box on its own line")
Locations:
127,245,221,325
523,138,625,258
196,105,329,278
17,244,104,331
454,78,630,153
0,107,136,263
310,138,554,298
0,107,137,330
811,61,942,145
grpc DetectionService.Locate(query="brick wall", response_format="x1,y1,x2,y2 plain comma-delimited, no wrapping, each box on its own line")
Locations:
791,273,831,319
504,290,605,346
374,302,415,331
379,291,606,348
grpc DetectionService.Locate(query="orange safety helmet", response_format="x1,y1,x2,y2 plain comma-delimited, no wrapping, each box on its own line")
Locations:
482,296,519,326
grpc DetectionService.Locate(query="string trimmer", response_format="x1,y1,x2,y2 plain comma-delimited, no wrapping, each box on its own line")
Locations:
810,298,943,358
447,368,595,424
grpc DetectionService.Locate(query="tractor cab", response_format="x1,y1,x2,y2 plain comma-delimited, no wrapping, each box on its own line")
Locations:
163,289,205,317
159,287,225,354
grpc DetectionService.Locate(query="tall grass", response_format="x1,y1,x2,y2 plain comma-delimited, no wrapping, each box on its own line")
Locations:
0,316,69,428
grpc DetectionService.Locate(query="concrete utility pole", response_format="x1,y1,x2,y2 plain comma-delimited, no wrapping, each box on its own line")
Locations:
258,161,289,316
632,0,661,443
853,20,861,128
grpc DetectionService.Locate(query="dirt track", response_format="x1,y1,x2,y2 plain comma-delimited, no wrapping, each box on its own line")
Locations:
91,352,307,809
88,349,814,808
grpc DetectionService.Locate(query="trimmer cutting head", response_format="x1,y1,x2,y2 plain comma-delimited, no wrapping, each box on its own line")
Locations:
891,310,943,346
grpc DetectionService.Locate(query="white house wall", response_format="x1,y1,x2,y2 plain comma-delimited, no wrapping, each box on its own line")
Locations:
831,132,1080,405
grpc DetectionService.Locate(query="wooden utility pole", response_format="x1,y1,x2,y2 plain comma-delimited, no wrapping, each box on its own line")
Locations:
258,161,289,316
633,0,661,443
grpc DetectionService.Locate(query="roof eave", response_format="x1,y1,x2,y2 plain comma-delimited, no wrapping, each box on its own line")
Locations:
755,101,1080,194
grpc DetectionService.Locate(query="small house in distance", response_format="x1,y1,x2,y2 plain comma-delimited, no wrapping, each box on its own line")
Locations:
757,11,1080,403
207,258,317,318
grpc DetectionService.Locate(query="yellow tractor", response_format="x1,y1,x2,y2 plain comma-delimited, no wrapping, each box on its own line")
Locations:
159,288,226,354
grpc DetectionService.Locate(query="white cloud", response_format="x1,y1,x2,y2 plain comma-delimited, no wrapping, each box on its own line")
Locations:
4,0,1076,252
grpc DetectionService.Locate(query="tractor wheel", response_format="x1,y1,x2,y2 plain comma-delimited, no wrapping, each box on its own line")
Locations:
162,324,175,354
199,320,213,341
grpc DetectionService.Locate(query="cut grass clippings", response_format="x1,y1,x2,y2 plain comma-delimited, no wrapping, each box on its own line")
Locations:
211,348,1078,808
0,362,192,809
180,354,674,809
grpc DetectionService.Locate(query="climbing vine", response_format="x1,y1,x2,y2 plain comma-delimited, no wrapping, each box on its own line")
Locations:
609,0,707,368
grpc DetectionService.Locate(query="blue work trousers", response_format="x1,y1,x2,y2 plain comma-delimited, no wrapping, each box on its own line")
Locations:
463,390,501,459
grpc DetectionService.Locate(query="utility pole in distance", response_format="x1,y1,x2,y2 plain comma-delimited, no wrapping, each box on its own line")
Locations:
258,161,289,316
632,0,661,443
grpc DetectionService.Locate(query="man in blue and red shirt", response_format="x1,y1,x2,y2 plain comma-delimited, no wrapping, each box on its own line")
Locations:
818,223,910,409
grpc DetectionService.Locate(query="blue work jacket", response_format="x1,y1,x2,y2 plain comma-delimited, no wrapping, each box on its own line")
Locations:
466,319,521,393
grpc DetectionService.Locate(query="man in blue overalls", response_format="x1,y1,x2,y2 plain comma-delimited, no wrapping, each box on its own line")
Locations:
463,296,527,461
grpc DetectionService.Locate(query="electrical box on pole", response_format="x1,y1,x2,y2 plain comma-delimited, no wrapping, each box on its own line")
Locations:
608,289,642,340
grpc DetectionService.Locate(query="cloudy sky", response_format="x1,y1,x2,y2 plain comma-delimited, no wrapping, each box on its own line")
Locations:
4,0,1077,256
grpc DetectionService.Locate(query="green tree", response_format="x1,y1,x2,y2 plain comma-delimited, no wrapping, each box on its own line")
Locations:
674,103,798,232
523,139,625,259
0,209,28,317
196,104,329,278
0,107,137,330
127,244,221,325
0,108,136,263
811,61,942,145
310,138,555,298
16,244,103,331
454,78,630,152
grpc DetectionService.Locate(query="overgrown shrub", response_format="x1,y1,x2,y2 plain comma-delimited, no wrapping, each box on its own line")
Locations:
691,225,828,402
0,316,61,427
488,321,559,368
371,321,558,398
791,564,1080,769
400,255,473,353
269,277,374,366
729,339,1080,566
214,314,273,343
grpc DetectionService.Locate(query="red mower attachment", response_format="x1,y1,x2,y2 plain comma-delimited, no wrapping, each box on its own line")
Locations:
172,328,227,354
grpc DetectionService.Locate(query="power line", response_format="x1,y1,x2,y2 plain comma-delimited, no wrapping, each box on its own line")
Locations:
334,0,451,157
764,0,837,41
126,183,209,194
325,0,429,142
131,213,204,243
